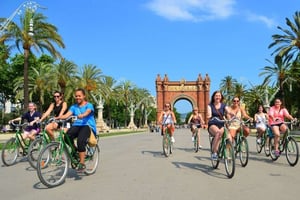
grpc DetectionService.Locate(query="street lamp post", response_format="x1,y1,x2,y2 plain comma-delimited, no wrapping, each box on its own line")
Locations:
0,1,43,35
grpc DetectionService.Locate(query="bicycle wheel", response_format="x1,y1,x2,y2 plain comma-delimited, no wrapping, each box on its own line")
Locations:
269,137,279,161
238,137,249,167
285,137,299,166
85,144,100,175
162,134,170,157
28,137,43,169
37,142,69,188
1,138,19,166
264,136,270,157
194,129,199,153
255,132,263,153
210,136,219,169
224,140,235,178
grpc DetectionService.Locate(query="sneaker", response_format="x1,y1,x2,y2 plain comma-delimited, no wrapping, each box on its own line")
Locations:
171,136,175,143
199,145,203,149
257,138,262,144
265,147,269,151
211,153,218,161
192,137,195,142
274,150,280,157
77,163,86,172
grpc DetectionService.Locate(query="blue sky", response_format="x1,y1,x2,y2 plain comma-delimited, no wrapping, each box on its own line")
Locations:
1,0,298,113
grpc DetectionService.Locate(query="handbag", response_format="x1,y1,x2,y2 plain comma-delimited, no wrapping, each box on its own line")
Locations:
88,128,97,147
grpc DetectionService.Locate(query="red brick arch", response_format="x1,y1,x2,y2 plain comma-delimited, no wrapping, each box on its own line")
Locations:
155,74,210,123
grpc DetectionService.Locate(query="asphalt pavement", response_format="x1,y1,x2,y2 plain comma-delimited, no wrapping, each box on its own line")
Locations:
0,128,300,200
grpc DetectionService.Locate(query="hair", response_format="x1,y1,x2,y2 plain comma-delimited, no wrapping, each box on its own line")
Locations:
164,102,172,111
76,88,86,95
210,91,224,104
53,90,63,96
28,102,37,110
257,104,266,113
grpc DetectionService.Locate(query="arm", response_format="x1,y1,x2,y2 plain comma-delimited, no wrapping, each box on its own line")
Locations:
58,102,68,117
40,103,54,122
187,114,193,124
206,105,212,120
56,110,73,120
171,111,177,124
78,108,92,119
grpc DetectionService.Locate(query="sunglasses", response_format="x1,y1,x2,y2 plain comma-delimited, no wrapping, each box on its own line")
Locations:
233,100,239,102
54,95,60,98
165,105,170,107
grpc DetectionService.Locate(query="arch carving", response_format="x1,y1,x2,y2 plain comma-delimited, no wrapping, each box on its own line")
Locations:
155,74,210,123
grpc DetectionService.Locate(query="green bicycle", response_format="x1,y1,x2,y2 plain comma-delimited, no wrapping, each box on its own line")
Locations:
27,117,59,169
162,123,173,157
269,120,299,166
190,123,201,153
255,125,272,157
232,118,250,167
209,117,235,178
36,116,100,188
1,121,31,166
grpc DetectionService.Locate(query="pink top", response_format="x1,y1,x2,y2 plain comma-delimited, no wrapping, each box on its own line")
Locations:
268,106,289,125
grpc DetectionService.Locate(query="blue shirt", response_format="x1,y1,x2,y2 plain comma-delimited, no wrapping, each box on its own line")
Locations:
69,102,97,135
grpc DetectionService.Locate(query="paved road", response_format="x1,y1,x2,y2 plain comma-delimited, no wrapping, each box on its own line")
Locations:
0,129,299,200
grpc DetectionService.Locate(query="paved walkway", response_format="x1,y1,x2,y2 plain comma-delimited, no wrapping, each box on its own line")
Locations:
1,128,300,200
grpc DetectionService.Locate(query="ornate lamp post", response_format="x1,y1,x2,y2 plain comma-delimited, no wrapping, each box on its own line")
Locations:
0,1,43,35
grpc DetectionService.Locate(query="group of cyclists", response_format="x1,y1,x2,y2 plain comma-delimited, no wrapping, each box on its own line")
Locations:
158,90,297,161
8,88,97,172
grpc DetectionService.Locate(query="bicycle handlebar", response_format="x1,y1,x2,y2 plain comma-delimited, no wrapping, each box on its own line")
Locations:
9,121,28,127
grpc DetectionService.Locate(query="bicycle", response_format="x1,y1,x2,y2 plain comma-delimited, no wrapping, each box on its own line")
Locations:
268,120,299,166
231,118,250,167
36,116,100,188
1,121,31,166
162,123,173,157
190,123,201,153
208,117,235,178
27,117,60,169
255,124,272,157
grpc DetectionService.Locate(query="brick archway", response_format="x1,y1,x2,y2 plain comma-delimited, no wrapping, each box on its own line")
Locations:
155,74,210,123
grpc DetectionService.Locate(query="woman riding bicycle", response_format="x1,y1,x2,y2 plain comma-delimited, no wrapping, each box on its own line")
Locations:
187,106,206,148
40,91,68,140
207,91,230,160
158,102,177,143
268,98,295,157
226,97,253,143
254,105,268,144
9,102,42,141
56,88,97,172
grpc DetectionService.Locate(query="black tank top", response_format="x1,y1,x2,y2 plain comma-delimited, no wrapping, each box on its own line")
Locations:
53,102,66,117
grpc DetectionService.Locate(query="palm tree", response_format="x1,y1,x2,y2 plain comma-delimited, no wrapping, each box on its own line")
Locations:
48,58,78,102
268,11,300,60
0,10,65,110
219,75,237,103
76,64,105,101
259,56,295,105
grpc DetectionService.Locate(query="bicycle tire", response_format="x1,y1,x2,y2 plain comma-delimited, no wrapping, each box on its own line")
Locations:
269,137,279,161
210,136,219,169
238,137,249,167
162,133,170,157
255,132,263,153
1,137,19,166
263,136,270,157
285,137,299,166
28,137,43,169
85,144,100,175
37,142,69,188
224,139,235,178
194,129,199,153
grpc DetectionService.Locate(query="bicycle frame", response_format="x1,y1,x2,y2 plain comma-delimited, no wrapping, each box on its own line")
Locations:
1,122,30,166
